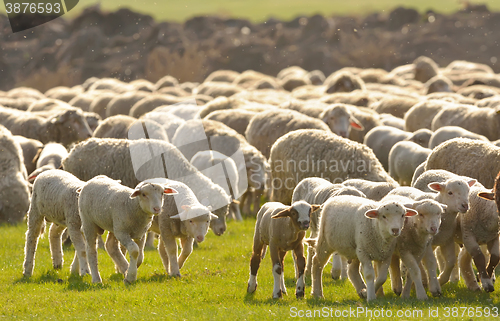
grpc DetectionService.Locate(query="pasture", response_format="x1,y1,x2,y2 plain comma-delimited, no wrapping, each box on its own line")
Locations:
1,219,499,320
71,0,500,22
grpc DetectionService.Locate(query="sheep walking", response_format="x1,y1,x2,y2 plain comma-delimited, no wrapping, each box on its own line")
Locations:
23,170,89,277
78,175,178,283
309,195,417,301
247,201,320,299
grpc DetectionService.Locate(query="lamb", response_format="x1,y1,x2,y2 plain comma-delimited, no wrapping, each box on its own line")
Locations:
78,175,178,283
204,109,257,136
245,109,330,158
247,201,320,298
190,150,244,221
269,129,396,204
309,195,417,300
363,126,431,171
62,138,231,236
404,99,451,132
407,170,476,285
428,126,489,149
93,115,169,141
318,104,364,138
342,179,398,201
425,138,500,188
0,106,92,146
23,170,89,277
388,141,431,186
12,136,43,175
291,177,366,278
431,104,500,141
28,143,68,182
0,125,31,224
382,195,445,299
456,181,500,292
147,179,218,277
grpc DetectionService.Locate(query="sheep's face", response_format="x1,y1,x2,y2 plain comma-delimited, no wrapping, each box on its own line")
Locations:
321,105,363,138
131,183,177,215
365,202,417,238
272,201,320,230
429,178,476,213
412,200,445,235
52,110,92,145
184,212,215,243
210,204,229,236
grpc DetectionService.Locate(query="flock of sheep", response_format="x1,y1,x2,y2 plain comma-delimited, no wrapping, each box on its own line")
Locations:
0,55,500,302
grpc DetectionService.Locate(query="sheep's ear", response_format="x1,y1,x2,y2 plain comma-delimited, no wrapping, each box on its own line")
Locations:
170,214,181,219
403,202,416,210
210,213,219,220
272,207,291,219
28,173,38,183
364,209,379,219
349,117,364,131
478,191,495,201
181,205,191,211
163,187,178,195
31,147,43,164
428,182,444,192
310,204,321,212
468,179,477,187
405,208,418,217
130,190,141,198
439,203,448,211
76,187,82,194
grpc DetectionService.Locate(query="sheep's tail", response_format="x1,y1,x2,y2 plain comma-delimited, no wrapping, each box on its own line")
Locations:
304,238,317,248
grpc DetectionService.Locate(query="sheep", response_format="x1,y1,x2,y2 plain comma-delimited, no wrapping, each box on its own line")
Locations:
204,109,257,136
411,162,427,186
457,85,500,100
413,56,439,83
87,78,131,93
245,109,330,158
318,104,364,138
309,195,417,300
12,136,43,175
280,74,311,92
142,110,185,142
231,89,291,106
233,70,270,88
62,138,231,236
324,70,366,93
78,176,178,284
363,126,431,171
204,70,240,83
372,95,420,119
269,129,396,204
425,138,500,188
407,170,476,285
7,87,45,100
445,60,494,75
196,81,243,98
476,96,500,108
388,141,431,186
428,126,489,149
146,178,218,277
28,143,68,182
307,70,325,85
426,92,477,104
0,106,92,147
0,125,31,224
130,79,154,92
379,113,405,130
382,195,445,299
404,99,451,132
0,97,37,111
247,201,320,298
45,86,83,103
320,90,376,107
190,150,244,221
68,93,98,112
93,115,168,141
105,91,149,118
342,179,398,201
23,170,89,277
27,98,72,113
129,94,182,118
425,75,454,94
291,177,366,279
431,104,500,141
154,75,179,91
456,181,500,292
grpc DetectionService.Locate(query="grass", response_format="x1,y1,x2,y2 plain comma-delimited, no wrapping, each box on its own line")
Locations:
0,219,499,320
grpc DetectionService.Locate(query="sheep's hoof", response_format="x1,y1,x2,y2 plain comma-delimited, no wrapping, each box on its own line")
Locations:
393,289,401,296
431,290,442,297
124,278,134,285
53,264,62,270
272,290,282,299
170,272,181,278
295,290,304,299
481,279,495,293
358,289,367,299
247,283,257,293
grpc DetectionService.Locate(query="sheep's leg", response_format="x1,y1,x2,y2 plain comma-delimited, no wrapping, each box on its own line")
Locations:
331,253,343,280
278,249,287,296
311,238,333,298
252,190,263,215
67,227,89,276
241,191,252,216
230,202,243,221
389,254,402,296
23,208,45,277
450,243,460,282
157,236,170,273
49,224,66,270
374,257,391,298
144,232,156,249
105,232,128,275
463,235,494,292
248,235,264,293
401,268,412,298
305,241,315,279
293,245,306,298
458,247,480,291
83,223,101,283
419,261,429,288
178,236,194,269
359,253,377,302
348,259,366,298
400,252,427,300
341,256,348,279
437,242,457,286
135,235,147,268
422,245,441,296
486,237,500,280
163,235,180,277
114,232,140,284
270,245,284,299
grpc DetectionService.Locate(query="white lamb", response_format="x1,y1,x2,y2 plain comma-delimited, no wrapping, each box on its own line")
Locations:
388,141,431,186
309,195,417,301
78,175,178,284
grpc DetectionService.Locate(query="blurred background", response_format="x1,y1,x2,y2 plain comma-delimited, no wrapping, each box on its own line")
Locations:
0,0,498,91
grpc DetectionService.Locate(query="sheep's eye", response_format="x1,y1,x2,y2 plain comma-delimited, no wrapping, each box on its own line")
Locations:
142,193,146,197
448,191,453,195
189,220,193,223
382,215,386,219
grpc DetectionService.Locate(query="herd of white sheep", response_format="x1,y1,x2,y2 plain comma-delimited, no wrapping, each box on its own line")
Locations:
0,55,500,302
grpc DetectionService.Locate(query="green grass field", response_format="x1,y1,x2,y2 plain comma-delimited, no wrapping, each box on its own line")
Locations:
69,0,500,22
0,219,499,320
